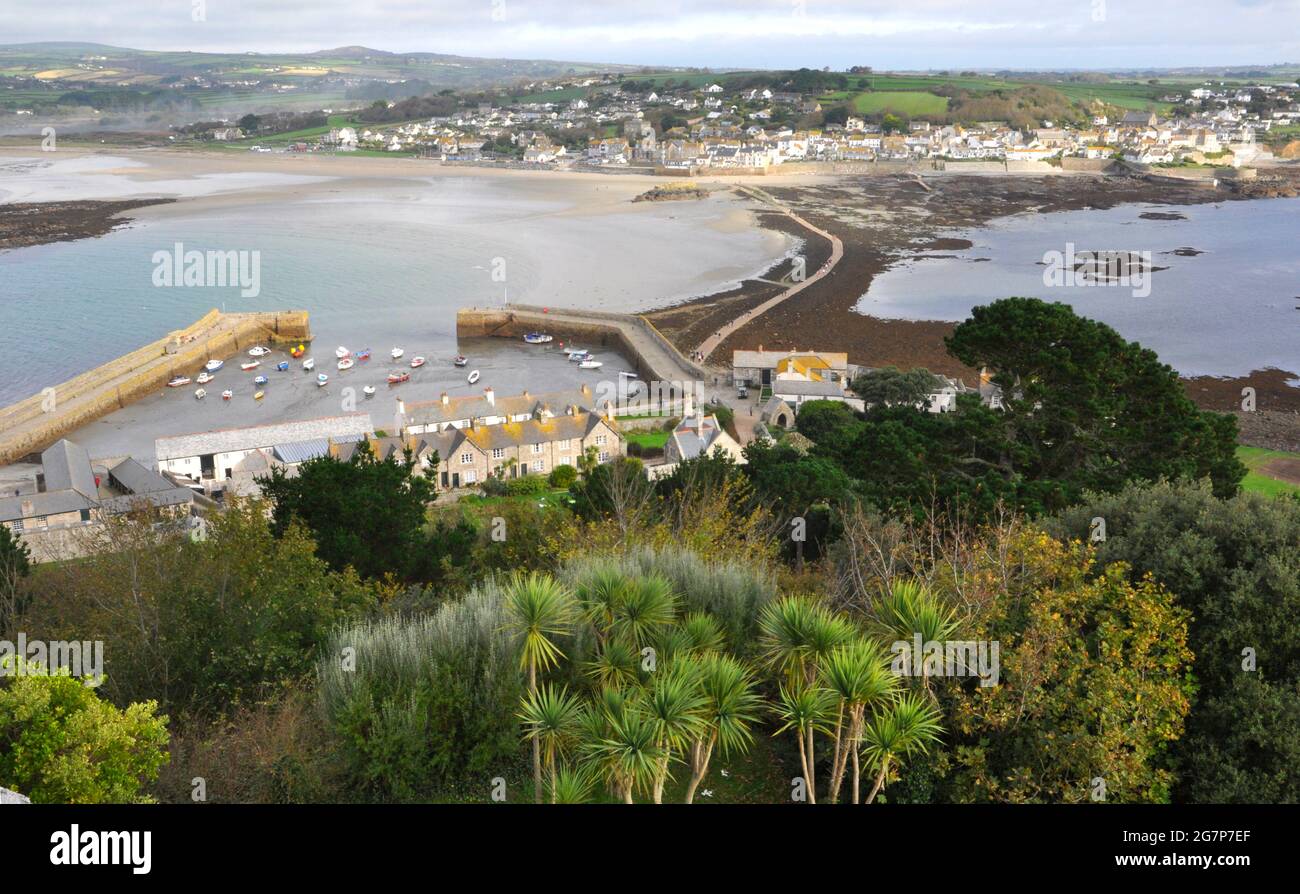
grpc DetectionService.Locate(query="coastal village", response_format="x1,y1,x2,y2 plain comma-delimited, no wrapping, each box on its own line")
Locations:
242,75,1300,171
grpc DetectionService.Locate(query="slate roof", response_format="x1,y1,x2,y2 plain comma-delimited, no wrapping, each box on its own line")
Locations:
40,439,97,498
108,457,174,495
772,379,845,397
733,350,848,371
0,489,94,523
403,386,600,428
155,414,374,461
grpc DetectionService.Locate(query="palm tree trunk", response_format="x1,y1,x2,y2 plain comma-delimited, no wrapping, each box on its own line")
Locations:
528,662,541,804
653,754,669,804
829,703,846,803
549,755,557,805
795,728,810,801
865,758,890,805
684,734,716,804
851,747,861,804
806,726,817,805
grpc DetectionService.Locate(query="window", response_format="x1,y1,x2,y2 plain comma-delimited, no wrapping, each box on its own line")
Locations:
558,439,571,451
465,470,477,484
595,435,607,446
599,452,610,463
531,443,543,454
492,448,505,460
460,453,473,465
558,456,571,466
531,460,544,472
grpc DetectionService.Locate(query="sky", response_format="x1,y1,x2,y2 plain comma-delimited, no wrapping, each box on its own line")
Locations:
3,0,1300,70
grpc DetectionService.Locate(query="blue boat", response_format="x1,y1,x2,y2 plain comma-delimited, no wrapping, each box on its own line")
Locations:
254,375,268,386
276,361,289,371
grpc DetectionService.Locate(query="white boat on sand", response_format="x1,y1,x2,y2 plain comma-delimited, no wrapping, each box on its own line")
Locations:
302,358,315,371
579,359,603,370
335,346,351,359
338,357,355,371
316,374,329,387
205,359,224,372
390,347,405,360
194,388,207,400
467,370,481,385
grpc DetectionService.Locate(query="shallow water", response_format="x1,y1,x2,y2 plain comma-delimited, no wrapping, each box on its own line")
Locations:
856,197,1300,378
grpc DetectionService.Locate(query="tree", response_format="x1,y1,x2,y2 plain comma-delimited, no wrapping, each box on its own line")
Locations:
681,653,762,803
0,659,168,804
0,523,31,634
792,399,860,444
518,684,584,803
258,446,435,581
1048,480,1300,803
821,639,899,803
503,573,577,803
774,683,836,803
944,297,1244,500
849,367,939,409
860,692,943,803
642,665,706,802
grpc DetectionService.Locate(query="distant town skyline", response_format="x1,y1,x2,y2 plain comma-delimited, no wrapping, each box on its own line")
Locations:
4,0,1299,71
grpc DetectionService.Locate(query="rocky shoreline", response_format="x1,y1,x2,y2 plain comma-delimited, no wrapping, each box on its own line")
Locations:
0,198,174,250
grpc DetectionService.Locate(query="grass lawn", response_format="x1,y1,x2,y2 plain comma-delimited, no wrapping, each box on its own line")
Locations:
1237,446,1300,498
626,429,670,451
850,90,950,116
455,487,575,510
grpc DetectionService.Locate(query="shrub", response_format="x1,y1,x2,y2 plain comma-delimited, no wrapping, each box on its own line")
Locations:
505,474,549,497
548,465,578,489
317,581,522,800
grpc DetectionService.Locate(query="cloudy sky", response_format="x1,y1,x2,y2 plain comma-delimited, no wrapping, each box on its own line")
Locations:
5,0,1300,69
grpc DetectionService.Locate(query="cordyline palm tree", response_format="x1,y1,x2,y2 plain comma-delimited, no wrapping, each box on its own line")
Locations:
643,664,707,803
576,565,629,646
518,684,584,803
550,763,600,804
821,638,898,804
681,653,762,804
585,638,640,689
874,579,961,692
758,595,855,688
773,683,836,804
860,692,944,804
613,573,678,648
503,572,577,803
585,705,665,803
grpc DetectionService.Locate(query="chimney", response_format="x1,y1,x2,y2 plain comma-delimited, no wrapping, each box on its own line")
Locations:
484,387,494,406
440,392,450,406
20,499,34,518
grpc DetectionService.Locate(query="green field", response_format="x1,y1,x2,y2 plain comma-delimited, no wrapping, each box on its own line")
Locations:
1237,446,1300,498
626,429,670,451
850,90,949,116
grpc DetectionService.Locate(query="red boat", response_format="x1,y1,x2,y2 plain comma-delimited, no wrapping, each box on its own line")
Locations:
387,371,410,385
290,345,306,358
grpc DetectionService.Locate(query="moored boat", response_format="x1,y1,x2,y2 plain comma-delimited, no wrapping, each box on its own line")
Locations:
276,361,289,371
290,344,306,358
410,356,426,368
221,389,233,401
302,358,315,371
194,388,206,400
387,371,410,385
335,346,351,359
316,374,329,387
467,369,481,385
523,332,553,344
390,347,405,360
248,346,270,357
196,372,214,385
453,355,468,367
579,359,603,370
338,357,355,371
355,349,372,361
205,359,224,372
564,347,587,358
363,385,376,397
240,360,260,371
254,375,268,386
167,375,191,387
253,390,265,401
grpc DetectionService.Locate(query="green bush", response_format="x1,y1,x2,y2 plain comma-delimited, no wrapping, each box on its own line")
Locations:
548,465,578,489
505,474,549,497
317,581,521,800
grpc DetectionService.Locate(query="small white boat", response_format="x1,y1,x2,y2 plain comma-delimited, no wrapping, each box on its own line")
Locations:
221,389,233,401
240,360,260,371
337,357,355,371
569,352,590,363
410,356,426,369
302,358,315,371
205,359,224,372
248,346,270,357
467,369,481,385
363,385,376,397
194,388,207,400
579,359,603,370
390,347,404,360
196,372,214,385
523,332,553,345
335,346,351,359
453,355,468,367
563,347,588,358
316,374,329,387
167,375,191,387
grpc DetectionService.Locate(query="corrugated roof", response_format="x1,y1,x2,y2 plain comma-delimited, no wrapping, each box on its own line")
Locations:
272,438,332,464
155,414,374,461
